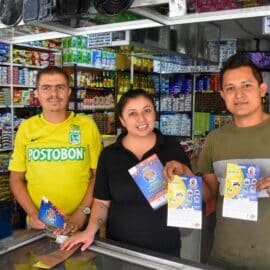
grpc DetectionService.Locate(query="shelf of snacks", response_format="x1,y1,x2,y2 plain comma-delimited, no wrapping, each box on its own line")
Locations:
0,40,59,151
62,36,117,135
62,36,116,71
0,112,13,151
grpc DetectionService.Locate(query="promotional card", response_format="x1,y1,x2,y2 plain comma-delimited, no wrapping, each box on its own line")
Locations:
128,154,167,210
167,175,202,229
223,163,259,221
39,196,65,228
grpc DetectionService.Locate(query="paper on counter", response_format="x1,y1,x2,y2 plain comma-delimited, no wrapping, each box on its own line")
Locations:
33,244,80,269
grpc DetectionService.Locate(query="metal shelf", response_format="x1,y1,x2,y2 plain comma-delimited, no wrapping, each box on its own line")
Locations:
12,64,46,69
132,5,270,26
0,2,269,43
13,84,35,88
63,63,116,71
0,148,13,152
13,43,61,53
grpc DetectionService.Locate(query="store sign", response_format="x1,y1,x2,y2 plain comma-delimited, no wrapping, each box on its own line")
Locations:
262,16,270,35
88,32,112,48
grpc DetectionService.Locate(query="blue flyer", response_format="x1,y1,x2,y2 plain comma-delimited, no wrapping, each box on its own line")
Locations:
39,196,65,228
128,154,167,210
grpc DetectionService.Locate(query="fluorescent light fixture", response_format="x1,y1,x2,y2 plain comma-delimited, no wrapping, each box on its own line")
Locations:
75,19,162,35
9,32,70,44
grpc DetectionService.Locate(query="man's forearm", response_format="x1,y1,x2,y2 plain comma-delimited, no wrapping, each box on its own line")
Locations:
78,169,97,208
80,179,95,208
9,172,37,216
202,174,219,202
202,181,214,202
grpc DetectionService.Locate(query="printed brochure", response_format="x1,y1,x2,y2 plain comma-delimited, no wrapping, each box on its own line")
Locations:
167,175,202,229
128,154,167,210
222,163,259,221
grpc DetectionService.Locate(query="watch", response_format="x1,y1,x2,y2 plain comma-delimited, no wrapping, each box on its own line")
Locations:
78,206,91,215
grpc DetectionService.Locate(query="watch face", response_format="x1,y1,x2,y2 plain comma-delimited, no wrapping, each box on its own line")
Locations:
82,207,91,215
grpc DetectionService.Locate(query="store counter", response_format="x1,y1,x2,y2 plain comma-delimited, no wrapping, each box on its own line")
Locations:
0,230,220,270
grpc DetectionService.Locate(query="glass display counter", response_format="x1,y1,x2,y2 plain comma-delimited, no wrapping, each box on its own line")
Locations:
0,230,220,270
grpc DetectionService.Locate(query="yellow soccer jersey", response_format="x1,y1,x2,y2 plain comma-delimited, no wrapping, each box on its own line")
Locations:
9,112,102,216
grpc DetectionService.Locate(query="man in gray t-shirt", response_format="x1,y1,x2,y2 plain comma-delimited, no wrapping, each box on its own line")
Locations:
164,54,270,270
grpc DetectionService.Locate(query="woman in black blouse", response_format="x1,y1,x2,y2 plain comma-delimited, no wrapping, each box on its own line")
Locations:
61,89,192,257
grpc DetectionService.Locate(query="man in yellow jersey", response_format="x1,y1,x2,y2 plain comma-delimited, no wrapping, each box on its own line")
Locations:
9,66,102,234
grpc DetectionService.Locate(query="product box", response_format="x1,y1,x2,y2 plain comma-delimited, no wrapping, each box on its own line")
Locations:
69,48,80,63
167,175,202,229
39,196,65,228
0,42,9,54
13,90,22,104
68,36,79,48
91,49,102,68
207,39,237,63
128,154,167,210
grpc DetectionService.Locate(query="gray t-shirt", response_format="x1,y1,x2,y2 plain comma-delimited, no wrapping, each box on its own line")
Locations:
198,118,270,269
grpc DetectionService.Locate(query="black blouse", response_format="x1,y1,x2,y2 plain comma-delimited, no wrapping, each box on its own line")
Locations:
94,129,190,257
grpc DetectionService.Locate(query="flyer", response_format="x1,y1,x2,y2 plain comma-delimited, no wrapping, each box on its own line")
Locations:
39,196,65,228
222,163,259,221
167,175,202,229
128,154,167,210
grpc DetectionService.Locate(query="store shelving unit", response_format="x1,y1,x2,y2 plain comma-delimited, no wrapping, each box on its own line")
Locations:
0,42,62,150
63,62,117,135
0,0,270,263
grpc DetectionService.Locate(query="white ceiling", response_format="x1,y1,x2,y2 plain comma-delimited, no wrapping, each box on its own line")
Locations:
1,0,270,47
215,17,270,51
217,17,269,39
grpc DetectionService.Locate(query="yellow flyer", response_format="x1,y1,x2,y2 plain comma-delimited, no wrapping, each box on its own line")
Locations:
222,163,259,221
167,175,202,229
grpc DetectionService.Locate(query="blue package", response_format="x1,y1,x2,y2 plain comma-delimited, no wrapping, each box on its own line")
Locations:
39,196,65,228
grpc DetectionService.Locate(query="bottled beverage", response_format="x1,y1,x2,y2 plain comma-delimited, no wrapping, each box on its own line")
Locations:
109,72,114,88
118,75,125,94
124,75,130,93
103,72,108,88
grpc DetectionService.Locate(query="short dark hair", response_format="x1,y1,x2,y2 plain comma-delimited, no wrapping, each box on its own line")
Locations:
117,89,155,117
36,66,70,87
220,54,263,87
